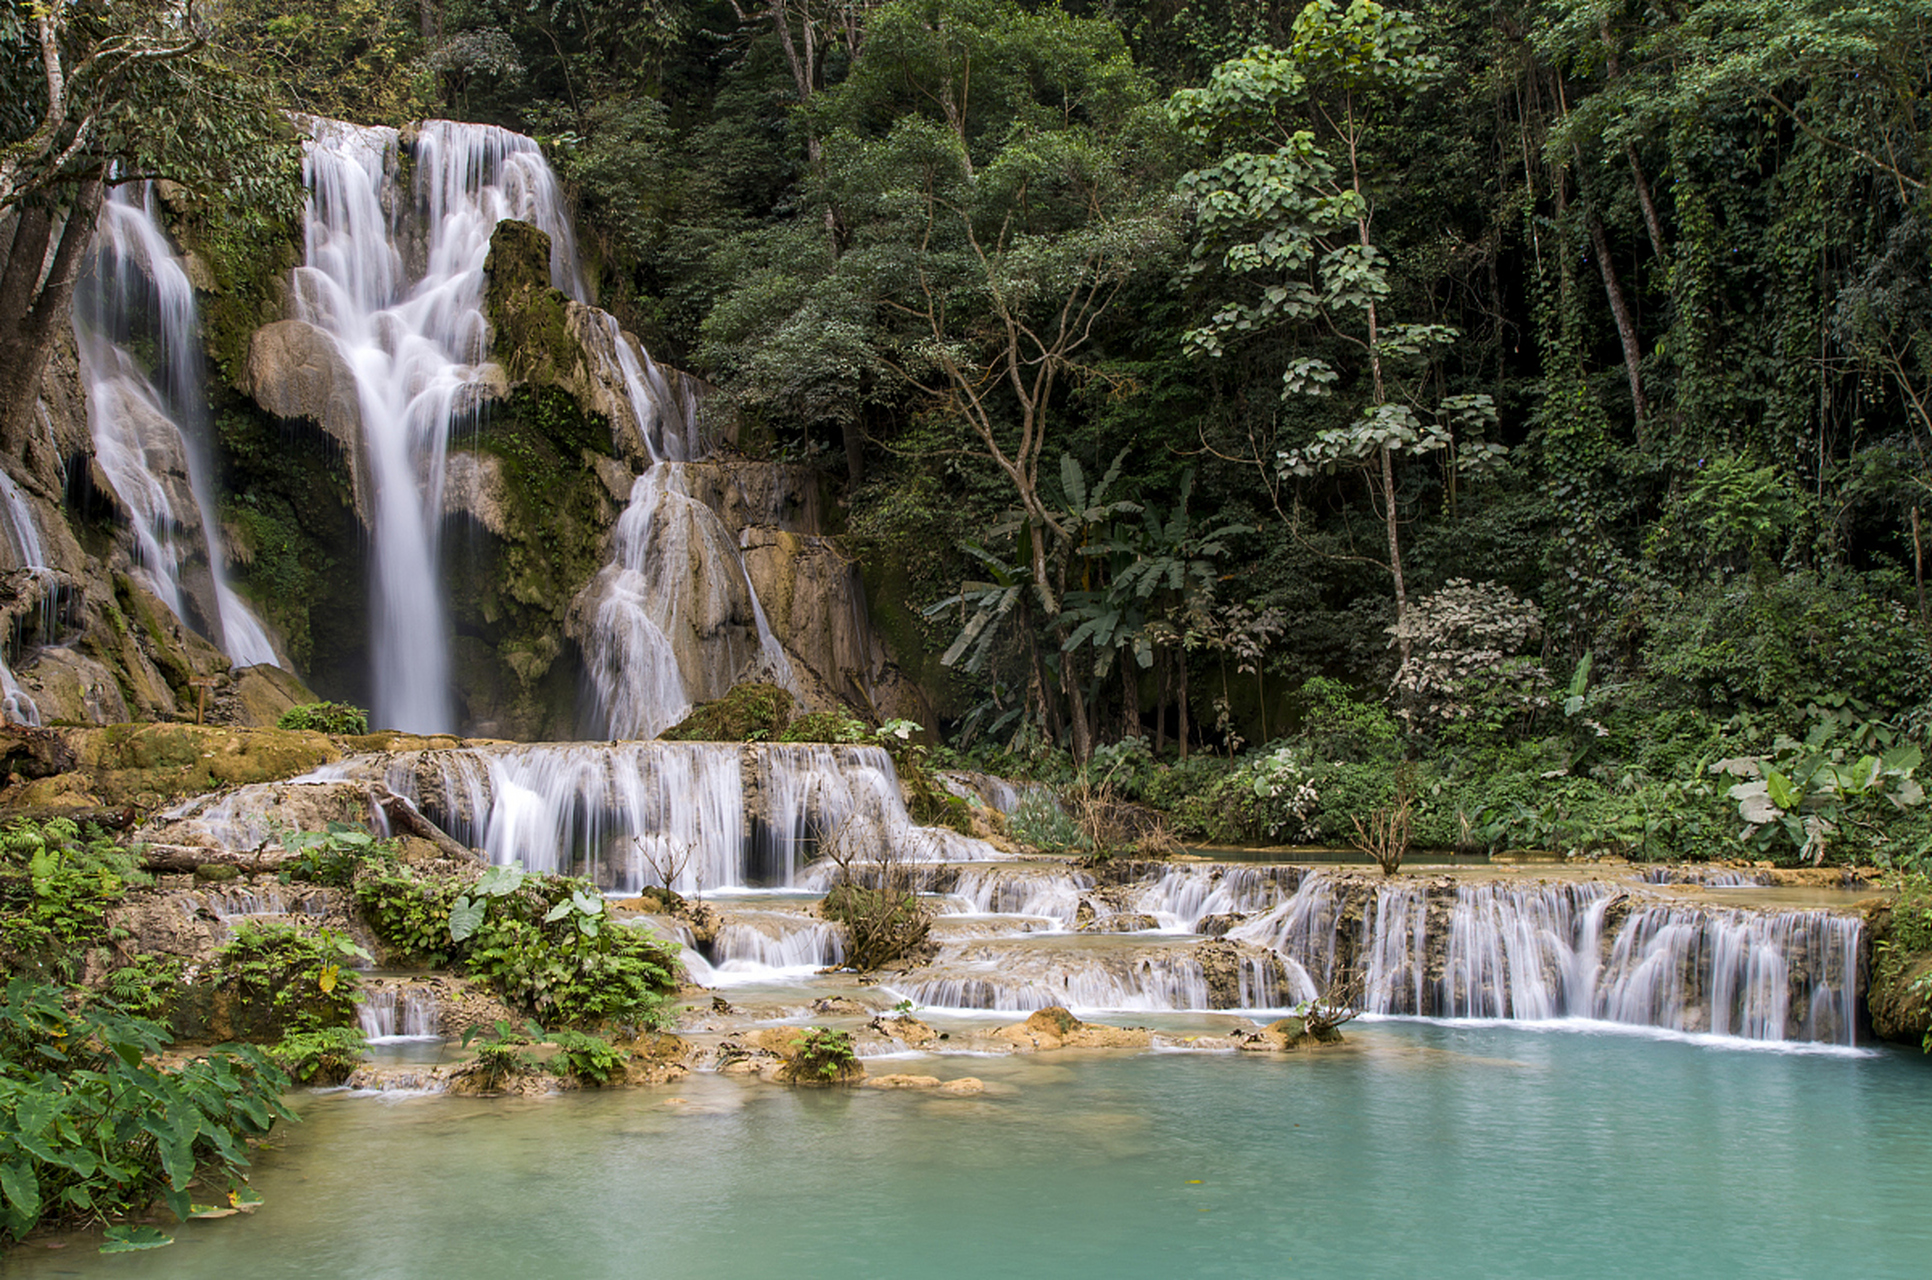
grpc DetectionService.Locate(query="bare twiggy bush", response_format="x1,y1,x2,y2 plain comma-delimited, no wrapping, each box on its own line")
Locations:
1304,968,1364,1038
817,816,933,971
633,834,699,900
1350,765,1415,876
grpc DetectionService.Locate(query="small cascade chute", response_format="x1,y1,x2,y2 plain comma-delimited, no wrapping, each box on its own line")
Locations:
71,184,282,671
360,988,442,1041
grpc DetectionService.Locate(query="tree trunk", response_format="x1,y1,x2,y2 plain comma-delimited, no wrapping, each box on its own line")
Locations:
1118,649,1139,740
0,180,103,452
1153,651,1168,755
1914,505,1927,629
1379,442,1409,665
1176,658,1190,762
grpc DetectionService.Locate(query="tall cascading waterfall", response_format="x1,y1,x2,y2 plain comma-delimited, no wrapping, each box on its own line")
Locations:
296,119,583,732
69,185,281,671
297,117,795,735
567,312,799,739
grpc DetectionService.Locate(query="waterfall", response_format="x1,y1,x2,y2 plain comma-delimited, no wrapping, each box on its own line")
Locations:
0,470,46,725
702,914,846,982
360,988,442,1040
297,119,581,731
1225,873,1864,1045
71,185,281,670
579,466,798,739
353,739,992,893
891,940,1211,1013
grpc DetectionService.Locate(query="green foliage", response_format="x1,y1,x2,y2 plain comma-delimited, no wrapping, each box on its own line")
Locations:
0,979,292,1246
362,862,679,1031
278,822,395,887
267,1027,367,1086
0,819,144,982
780,710,872,744
787,1027,857,1081
276,702,371,736
1008,790,1087,853
211,923,367,1036
548,1029,627,1086
658,684,794,742
353,867,467,968
461,1020,541,1091
101,956,187,1023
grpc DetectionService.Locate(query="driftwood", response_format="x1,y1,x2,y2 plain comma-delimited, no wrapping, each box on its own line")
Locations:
139,843,295,874
370,788,482,863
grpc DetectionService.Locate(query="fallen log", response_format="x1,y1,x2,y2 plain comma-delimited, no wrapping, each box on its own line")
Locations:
370,788,482,864
139,843,294,874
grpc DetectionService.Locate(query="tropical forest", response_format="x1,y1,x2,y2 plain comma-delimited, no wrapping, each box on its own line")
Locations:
1,0,1929,1274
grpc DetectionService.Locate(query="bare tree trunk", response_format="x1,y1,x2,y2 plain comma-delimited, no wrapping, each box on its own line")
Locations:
1583,201,1649,437
1914,505,1927,628
1176,658,1190,762
0,180,103,452
1118,649,1138,740
1627,145,1667,260
1153,651,1168,755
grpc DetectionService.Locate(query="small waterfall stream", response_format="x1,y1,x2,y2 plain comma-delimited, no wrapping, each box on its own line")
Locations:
71,184,281,670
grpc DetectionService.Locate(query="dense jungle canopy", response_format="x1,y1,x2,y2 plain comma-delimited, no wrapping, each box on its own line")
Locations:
3,0,1930,863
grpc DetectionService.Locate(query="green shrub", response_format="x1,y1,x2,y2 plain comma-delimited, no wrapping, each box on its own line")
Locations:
101,954,187,1021
268,1026,368,1085
787,1026,857,1081
658,683,793,742
780,710,871,744
212,922,366,1036
280,821,396,887
0,979,292,1246
276,701,371,735
362,862,680,1031
1008,789,1084,852
353,865,466,966
0,818,145,981
549,1028,627,1085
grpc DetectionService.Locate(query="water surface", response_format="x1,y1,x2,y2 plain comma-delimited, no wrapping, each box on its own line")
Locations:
8,1022,1925,1279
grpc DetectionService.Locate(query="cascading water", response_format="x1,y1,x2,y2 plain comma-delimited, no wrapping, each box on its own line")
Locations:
338,739,994,893
0,470,47,724
71,184,280,670
296,119,582,731
360,988,441,1040
296,116,797,735
579,466,798,739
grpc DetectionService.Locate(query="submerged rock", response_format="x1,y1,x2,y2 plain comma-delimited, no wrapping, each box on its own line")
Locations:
993,1007,1152,1051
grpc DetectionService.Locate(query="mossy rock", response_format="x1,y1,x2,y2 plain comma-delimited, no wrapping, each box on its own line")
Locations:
485,221,577,386
50,723,342,809
659,683,795,743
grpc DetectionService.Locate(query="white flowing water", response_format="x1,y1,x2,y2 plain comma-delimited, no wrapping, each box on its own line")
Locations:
359,988,441,1040
364,740,994,893
1215,872,1864,1044
296,119,581,731
71,185,280,669
0,470,46,724
579,466,798,740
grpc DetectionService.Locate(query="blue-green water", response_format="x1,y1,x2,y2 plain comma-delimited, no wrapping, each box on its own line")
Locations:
7,1022,1929,1279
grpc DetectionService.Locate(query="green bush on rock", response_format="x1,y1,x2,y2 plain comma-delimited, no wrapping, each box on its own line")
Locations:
275,701,371,735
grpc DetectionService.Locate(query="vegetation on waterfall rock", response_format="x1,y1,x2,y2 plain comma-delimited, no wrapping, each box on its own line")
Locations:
275,702,370,736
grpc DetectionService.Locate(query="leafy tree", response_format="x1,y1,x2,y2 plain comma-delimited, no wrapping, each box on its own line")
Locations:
1172,0,1497,660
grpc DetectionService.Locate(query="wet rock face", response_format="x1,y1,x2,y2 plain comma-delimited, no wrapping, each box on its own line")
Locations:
1233,1016,1343,1052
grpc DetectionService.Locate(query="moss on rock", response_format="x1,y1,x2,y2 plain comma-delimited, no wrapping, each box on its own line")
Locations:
485,221,578,386
659,683,795,742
